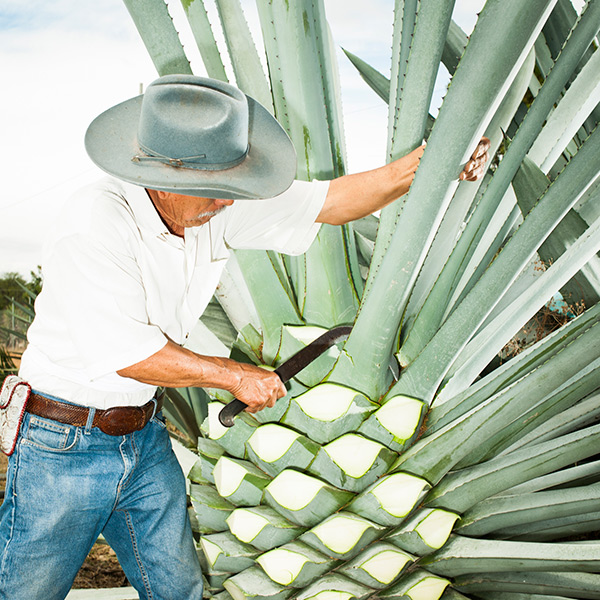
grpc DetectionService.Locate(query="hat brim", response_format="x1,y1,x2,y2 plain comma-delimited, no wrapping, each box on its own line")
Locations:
84,94,297,200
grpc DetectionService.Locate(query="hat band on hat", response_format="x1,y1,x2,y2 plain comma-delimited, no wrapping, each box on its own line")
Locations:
131,142,250,172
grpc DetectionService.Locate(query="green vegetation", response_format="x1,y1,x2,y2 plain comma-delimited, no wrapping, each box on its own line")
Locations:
127,0,600,597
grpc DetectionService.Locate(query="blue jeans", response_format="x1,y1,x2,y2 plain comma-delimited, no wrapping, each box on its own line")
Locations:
0,406,203,600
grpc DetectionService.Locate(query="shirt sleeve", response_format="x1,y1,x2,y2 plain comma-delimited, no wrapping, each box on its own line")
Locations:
223,179,329,255
37,205,168,381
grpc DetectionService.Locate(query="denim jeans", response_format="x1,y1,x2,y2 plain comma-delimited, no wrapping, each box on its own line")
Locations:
0,404,203,600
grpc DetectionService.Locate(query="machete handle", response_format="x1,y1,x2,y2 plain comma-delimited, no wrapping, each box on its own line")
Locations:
218,398,248,427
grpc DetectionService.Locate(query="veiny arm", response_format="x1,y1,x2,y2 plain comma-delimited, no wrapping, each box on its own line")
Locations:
117,340,286,413
317,138,490,226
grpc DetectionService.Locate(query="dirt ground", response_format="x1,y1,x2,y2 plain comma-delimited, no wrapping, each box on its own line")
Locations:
0,452,127,589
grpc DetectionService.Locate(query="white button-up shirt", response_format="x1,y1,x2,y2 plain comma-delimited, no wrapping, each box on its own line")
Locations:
19,177,328,409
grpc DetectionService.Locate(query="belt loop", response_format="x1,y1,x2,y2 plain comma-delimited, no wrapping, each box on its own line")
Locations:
150,397,158,420
84,407,96,434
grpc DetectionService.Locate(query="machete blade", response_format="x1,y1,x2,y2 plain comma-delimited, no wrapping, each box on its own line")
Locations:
218,325,352,427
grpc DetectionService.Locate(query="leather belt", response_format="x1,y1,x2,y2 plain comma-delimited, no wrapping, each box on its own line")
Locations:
26,393,163,436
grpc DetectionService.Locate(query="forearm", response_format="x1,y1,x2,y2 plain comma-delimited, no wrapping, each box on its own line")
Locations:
316,138,490,226
117,340,286,412
317,146,424,226
117,340,239,389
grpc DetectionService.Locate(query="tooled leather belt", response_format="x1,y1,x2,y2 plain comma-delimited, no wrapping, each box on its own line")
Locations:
26,393,164,436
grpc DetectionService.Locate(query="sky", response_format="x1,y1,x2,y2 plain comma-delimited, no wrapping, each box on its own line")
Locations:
0,0,582,276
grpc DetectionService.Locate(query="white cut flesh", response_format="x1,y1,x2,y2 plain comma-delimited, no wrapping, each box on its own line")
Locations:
371,473,428,518
324,434,383,478
266,470,325,510
305,594,353,600
213,457,248,497
207,402,230,440
408,577,449,600
226,509,269,543
295,383,359,422
311,513,373,554
376,396,423,440
414,510,459,549
257,548,310,585
285,325,327,345
248,424,300,463
359,549,411,584
200,538,222,567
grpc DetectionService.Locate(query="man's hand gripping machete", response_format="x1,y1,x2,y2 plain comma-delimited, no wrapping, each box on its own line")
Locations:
218,326,352,427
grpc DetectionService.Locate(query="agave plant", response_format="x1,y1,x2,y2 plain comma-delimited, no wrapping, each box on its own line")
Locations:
122,0,600,598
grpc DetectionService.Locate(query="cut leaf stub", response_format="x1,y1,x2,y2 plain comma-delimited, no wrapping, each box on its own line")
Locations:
349,472,431,526
246,423,320,477
200,531,259,573
358,395,425,452
226,506,305,551
256,540,336,587
338,542,414,588
378,568,449,600
292,572,373,600
203,401,258,459
386,508,460,555
223,566,292,600
308,433,398,492
189,482,235,534
300,511,387,560
281,383,377,444
213,456,271,506
263,469,354,527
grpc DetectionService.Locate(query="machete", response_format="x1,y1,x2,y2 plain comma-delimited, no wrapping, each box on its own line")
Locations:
218,325,352,427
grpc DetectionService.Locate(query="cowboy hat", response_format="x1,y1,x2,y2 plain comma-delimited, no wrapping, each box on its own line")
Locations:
84,75,297,200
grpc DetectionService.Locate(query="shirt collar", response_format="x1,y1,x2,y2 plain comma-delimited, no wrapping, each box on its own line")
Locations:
117,179,172,238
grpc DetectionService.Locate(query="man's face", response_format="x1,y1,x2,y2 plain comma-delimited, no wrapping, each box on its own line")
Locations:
147,189,234,235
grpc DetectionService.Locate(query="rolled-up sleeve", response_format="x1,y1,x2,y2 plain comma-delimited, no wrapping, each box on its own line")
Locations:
223,180,329,254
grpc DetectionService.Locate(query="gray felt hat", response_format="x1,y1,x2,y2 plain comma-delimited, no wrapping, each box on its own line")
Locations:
85,75,297,200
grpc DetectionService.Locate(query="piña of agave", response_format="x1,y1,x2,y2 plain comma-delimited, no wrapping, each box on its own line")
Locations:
121,0,600,597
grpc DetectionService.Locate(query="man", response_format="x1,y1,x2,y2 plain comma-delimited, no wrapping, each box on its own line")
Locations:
0,75,489,600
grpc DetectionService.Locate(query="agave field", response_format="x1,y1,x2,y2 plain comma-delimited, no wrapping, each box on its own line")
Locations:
123,0,600,598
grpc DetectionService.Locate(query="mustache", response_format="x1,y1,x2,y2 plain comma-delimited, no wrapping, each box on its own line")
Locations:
194,206,227,220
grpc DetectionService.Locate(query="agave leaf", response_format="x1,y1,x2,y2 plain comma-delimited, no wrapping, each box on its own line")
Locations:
215,0,273,111
505,457,600,497
441,20,468,75
342,48,390,103
122,0,192,75
331,0,558,399
399,49,536,361
364,0,456,304
453,570,600,598
391,122,600,404
498,388,600,458
180,0,228,80
422,535,600,577
440,211,600,394
426,422,600,513
429,302,600,427
528,47,600,173
394,319,600,485
513,155,600,307
255,0,360,330
457,482,600,537
454,361,600,469
435,0,600,315
233,249,302,362
495,512,600,542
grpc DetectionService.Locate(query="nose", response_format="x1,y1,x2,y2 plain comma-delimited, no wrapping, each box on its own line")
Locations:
214,199,234,208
